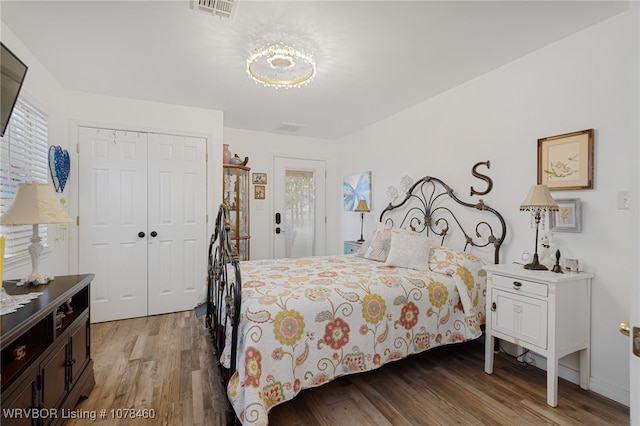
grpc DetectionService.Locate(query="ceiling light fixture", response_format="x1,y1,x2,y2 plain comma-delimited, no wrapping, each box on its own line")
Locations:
246,44,316,89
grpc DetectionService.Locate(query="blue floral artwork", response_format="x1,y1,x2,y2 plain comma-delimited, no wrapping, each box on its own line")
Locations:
48,145,70,193
343,171,371,211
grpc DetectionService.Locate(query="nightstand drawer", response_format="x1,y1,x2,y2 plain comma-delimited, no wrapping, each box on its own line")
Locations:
344,241,363,254
491,274,548,297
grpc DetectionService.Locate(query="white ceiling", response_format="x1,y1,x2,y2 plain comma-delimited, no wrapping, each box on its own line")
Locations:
1,1,629,140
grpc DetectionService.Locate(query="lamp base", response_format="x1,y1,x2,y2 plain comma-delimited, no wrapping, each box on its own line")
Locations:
524,263,548,271
523,253,548,270
17,271,54,287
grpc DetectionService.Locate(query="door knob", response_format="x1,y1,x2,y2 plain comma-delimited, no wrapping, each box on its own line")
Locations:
138,231,145,238
620,321,630,337
620,321,640,358
150,231,158,237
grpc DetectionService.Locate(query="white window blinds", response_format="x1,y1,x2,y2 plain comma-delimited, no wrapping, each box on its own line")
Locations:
0,98,49,258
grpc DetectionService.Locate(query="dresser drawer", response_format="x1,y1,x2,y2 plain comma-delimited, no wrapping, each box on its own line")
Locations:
491,274,548,297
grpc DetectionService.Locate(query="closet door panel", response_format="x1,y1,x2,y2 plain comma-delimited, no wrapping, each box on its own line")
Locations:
147,134,207,315
78,128,148,322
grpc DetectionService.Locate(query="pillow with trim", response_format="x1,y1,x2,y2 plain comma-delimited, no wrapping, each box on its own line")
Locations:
384,229,433,271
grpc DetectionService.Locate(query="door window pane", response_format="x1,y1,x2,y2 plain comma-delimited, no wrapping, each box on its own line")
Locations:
285,170,315,258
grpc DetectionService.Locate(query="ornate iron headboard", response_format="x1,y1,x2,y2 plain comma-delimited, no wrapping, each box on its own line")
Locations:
206,204,242,381
379,176,506,264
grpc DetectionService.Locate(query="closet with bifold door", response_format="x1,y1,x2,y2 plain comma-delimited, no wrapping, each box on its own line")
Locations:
78,127,207,322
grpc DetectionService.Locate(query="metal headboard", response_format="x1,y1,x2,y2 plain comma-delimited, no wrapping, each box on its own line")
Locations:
206,204,242,382
379,176,506,264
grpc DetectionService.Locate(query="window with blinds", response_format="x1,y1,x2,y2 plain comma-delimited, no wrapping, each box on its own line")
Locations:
0,98,49,259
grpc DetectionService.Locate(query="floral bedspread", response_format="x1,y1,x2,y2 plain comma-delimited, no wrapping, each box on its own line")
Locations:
224,252,487,425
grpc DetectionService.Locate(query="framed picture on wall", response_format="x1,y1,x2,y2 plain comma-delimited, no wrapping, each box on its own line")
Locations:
252,173,267,185
254,185,265,200
549,198,582,233
537,129,594,190
343,171,371,211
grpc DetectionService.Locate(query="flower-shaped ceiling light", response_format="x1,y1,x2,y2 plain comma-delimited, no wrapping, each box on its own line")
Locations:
246,44,316,89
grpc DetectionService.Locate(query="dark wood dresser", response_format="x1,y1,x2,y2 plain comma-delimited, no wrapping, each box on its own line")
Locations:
1,274,95,425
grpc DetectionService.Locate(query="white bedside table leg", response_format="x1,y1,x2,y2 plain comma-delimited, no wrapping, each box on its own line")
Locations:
547,358,558,407
484,335,495,374
579,348,590,390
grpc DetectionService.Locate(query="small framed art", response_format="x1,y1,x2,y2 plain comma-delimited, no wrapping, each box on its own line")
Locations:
252,173,267,185
537,129,594,190
254,185,265,200
549,198,581,233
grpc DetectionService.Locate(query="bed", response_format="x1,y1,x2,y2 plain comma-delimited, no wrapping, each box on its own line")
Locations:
206,175,506,426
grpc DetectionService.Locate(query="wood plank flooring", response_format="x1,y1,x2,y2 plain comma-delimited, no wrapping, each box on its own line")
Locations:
68,311,629,426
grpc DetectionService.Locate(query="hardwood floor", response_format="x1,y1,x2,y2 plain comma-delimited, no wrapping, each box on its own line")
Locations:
69,311,629,426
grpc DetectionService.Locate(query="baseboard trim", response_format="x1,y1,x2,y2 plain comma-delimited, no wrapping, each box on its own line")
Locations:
529,353,630,407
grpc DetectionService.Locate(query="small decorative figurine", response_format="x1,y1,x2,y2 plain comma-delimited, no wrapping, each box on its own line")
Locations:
552,249,564,273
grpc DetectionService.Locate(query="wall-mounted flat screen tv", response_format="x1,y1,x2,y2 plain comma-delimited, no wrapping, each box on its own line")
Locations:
1,42,28,138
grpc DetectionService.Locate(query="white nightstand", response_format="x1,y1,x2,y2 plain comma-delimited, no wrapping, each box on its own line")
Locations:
483,263,594,407
344,240,363,254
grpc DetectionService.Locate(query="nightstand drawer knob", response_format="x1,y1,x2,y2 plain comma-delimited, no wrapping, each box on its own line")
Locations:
513,281,522,290
491,302,497,312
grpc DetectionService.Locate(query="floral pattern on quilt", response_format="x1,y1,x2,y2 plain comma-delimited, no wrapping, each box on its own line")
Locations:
225,254,486,426
429,246,488,324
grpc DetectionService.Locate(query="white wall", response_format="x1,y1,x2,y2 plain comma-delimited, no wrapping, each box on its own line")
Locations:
1,25,71,280
1,25,224,281
338,11,636,405
223,128,340,260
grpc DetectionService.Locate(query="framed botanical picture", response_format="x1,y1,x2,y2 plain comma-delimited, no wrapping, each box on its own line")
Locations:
549,198,581,233
252,172,267,185
537,129,594,190
254,185,265,200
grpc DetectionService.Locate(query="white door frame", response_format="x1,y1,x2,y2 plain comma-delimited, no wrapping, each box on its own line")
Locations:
631,3,639,422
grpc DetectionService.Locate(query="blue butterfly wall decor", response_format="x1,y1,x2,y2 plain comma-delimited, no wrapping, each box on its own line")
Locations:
343,171,371,211
49,145,70,193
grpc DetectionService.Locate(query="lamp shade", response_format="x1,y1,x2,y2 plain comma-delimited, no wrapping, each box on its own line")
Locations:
519,184,559,212
354,199,370,212
1,183,72,225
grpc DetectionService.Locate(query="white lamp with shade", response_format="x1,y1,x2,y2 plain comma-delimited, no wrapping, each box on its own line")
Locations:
1,183,73,285
354,199,370,242
519,184,559,270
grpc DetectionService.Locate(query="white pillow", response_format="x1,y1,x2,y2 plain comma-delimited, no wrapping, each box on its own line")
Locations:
384,229,433,271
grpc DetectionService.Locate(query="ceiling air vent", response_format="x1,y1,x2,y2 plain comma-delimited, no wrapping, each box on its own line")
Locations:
195,0,237,19
276,122,306,133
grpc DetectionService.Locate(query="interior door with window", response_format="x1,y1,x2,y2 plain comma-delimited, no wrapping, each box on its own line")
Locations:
273,157,326,259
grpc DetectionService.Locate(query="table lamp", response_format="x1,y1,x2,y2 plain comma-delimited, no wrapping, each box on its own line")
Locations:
354,199,370,242
519,184,558,270
1,183,73,285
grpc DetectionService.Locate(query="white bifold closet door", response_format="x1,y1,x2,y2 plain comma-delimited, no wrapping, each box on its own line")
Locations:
78,127,207,322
